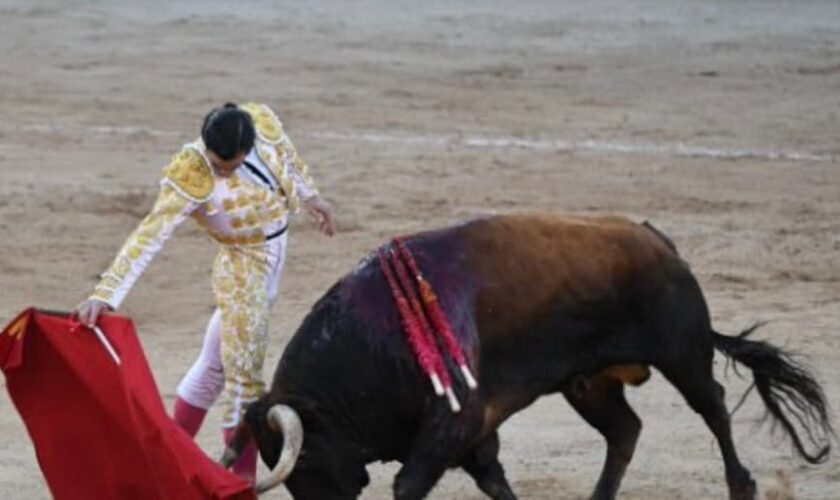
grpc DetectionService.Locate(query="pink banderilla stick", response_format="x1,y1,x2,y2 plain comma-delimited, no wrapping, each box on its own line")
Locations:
389,248,460,413
395,238,478,390
378,249,445,398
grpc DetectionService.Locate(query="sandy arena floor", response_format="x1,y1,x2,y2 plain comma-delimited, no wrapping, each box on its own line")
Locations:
0,1,838,498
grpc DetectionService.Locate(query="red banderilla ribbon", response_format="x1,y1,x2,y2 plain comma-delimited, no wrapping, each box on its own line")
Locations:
394,238,478,390
378,249,452,409
389,249,460,413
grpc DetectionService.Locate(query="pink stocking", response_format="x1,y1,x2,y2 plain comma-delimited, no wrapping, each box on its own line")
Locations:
173,397,207,438
223,428,258,483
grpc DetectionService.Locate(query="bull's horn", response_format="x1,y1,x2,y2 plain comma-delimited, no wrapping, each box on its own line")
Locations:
255,405,304,495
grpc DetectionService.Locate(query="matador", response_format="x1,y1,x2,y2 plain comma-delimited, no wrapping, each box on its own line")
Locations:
76,102,336,481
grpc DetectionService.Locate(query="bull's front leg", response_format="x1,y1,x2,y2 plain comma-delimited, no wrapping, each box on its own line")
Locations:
393,404,476,500
393,452,449,500
460,431,518,500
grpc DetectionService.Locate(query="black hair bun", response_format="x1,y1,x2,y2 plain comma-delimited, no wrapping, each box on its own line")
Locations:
201,105,255,161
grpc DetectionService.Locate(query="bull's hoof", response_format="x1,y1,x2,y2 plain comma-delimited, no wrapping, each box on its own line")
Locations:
729,477,757,500
477,480,518,500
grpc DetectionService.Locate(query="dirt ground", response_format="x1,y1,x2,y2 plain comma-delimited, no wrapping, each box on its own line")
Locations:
1,1,838,498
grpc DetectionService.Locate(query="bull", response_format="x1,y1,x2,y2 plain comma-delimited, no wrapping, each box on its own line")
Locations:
222,214,832,500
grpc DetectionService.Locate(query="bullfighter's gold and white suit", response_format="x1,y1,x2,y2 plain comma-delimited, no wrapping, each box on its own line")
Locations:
89,103,317,427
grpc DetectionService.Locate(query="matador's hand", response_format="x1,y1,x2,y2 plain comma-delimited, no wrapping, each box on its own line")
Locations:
74,299,112,328
303,196,337,237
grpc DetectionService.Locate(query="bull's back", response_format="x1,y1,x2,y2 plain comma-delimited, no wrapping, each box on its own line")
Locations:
308,212,680,357
455,213,681,341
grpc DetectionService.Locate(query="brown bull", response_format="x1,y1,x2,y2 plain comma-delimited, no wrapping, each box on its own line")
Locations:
224,214,833,500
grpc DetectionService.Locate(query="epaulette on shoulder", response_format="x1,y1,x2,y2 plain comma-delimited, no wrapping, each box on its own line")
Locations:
240,102,284,144
162,146,214,202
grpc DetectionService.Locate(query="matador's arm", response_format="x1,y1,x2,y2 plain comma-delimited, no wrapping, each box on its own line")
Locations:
89,148,212,309
89,184,197,309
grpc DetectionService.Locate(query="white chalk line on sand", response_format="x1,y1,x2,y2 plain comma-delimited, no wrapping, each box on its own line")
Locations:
308,131,838,163
11,124,838,163
17,123,180,138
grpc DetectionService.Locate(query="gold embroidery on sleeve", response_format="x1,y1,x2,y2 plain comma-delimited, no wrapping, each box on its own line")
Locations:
91,184,193,307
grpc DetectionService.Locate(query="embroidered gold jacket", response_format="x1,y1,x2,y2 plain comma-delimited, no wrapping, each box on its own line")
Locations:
90,102,318,309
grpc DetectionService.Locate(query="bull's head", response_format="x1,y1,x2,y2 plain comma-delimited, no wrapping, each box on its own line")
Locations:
220,400,303,495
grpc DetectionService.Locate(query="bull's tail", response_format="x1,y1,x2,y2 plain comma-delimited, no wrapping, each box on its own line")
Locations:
713,325,834,464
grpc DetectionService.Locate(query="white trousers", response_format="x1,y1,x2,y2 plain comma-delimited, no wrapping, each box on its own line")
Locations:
176,232,288,415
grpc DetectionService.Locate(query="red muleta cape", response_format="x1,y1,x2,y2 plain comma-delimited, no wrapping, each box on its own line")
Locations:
0,308,256,500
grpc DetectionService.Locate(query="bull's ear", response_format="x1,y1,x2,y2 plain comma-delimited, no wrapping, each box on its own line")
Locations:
245,400,283,469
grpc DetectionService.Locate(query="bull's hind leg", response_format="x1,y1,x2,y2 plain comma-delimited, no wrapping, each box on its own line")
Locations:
461,431,518,500
563,374,641,500
660,362,756,500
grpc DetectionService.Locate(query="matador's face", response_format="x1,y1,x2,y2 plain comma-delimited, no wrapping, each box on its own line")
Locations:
207,149,247,177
